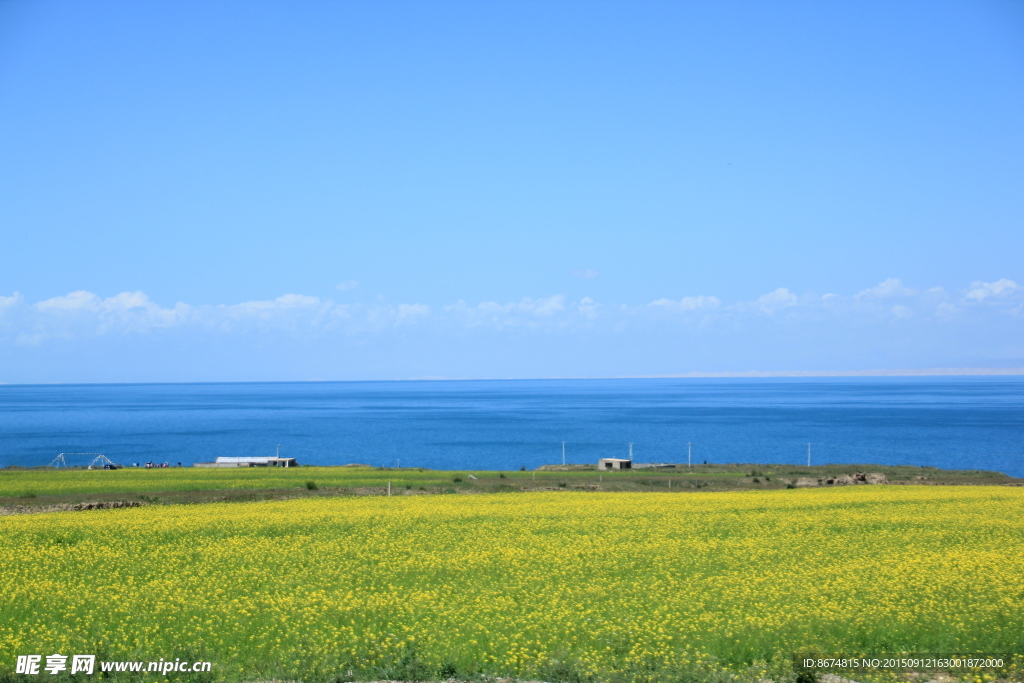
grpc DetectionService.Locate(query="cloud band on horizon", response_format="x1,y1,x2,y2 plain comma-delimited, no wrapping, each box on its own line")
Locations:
1,278,1021,383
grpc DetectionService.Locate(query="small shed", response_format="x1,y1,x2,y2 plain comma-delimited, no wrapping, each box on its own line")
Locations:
597,458,632,470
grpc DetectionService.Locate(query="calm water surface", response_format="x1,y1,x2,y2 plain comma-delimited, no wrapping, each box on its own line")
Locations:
1,378,1022,476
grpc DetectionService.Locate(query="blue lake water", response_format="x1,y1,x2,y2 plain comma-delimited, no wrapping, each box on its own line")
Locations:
1,378,1023,476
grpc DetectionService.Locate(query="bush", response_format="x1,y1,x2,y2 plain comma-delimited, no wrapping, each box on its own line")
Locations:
499,473,507,478
538,651,591,683
376,644,430,681
305,481,318,490
453,477,462,483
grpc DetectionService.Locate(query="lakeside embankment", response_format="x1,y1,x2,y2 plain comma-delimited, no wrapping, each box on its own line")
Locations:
1,463,1020,514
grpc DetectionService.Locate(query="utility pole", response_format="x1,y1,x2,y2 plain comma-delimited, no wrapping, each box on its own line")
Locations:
807,443,811,467
688,442,692,469
562,441,565,466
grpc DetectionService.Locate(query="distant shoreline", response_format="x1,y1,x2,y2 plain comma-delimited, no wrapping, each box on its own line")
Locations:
401,368,1024,381
630,367,1024,378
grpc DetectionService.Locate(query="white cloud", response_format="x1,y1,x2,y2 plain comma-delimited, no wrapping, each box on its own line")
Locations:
31,290,190,331
336,281,359,291
856,278,918,300
649,295,721,311
37,290,102,311
231,294,322,312
755,288,798,313
6,277,1024,349
445,295,594,331
531,295,567,316
571,269,600,279
271,294,321,308
105,291,153,310
890,305,914,319
0,292,23,308
578,297,599,319
397,303,430,320
217,295,327,332
477,295,567,317
965,279,1019,302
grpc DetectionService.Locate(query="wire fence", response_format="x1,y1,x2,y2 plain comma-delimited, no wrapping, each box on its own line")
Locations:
7,440,1024,477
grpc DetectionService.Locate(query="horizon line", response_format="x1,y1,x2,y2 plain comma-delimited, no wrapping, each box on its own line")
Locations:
3,367,1024,386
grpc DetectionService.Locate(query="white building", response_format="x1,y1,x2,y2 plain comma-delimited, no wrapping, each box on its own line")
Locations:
597,458,632,471
194,456,299,468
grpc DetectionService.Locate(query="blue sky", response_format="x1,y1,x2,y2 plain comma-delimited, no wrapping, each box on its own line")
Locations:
1,0,1023,382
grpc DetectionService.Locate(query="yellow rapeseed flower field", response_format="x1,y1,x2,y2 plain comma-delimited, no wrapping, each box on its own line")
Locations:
1,487,1022,682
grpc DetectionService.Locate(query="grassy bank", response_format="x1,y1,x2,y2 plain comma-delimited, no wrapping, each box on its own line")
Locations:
1,463,1017,511
1,487,1023,683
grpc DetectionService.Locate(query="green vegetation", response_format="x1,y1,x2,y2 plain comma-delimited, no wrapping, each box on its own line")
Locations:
0,462,1018,512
